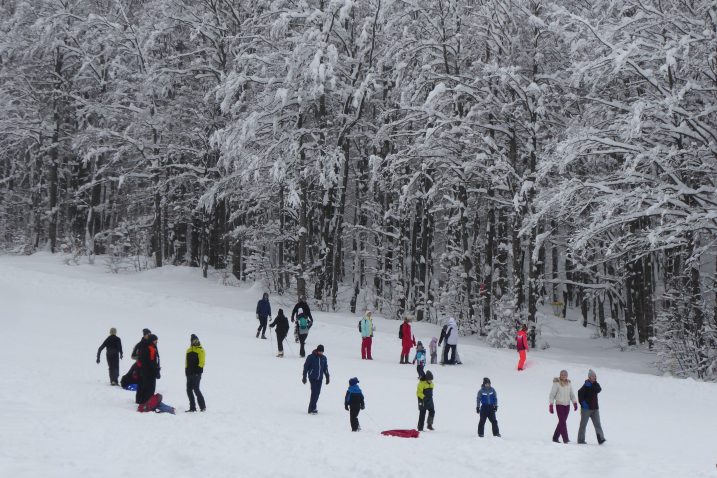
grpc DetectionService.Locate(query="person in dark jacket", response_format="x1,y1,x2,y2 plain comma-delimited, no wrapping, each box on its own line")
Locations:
185,334,206,412
120,362,140,390
302,344,330,414
136,334,160,404
344,377,365,431
416,370,435,431
291,295,313,343
476,377,501,437
577,369,606,445
269,309,290,357
97,327,123,385
132,328,152,360
256,292,271,339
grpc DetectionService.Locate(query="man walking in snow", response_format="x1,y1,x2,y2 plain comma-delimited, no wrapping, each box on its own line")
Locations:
96,327,123,385
577,369,606,445
256,292,271,339
302,344,330,414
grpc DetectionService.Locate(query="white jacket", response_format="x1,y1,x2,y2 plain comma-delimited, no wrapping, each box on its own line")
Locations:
549,378,576,406
446,319,459,346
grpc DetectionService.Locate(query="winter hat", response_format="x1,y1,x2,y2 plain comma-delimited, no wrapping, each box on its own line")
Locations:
263,292,269,299
109,327,117,335
349,377,359,386
316,344,325,353
417,341,423,346
588,369,596,378
142,328,151,336
190,333,198,342
148,334,158,342
483,377,491,386
424,371,433,381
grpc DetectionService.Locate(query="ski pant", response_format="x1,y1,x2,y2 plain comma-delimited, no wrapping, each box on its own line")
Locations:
417,399,435,431
299,332,308,357
553,404,570,442
401,344,412,363
349,405,361,431
308,379,322,413
276,331,287,353
430,352,437,364
444,344,457,364
417,364,425,378
478,407,500,436
106,352,120,384
361,337,373,359
518,350,527,370
578,408,605,443
257,316,268,337
156,402,175,414
186,373,206,411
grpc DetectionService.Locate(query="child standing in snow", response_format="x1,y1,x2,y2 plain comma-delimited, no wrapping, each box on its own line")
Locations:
344,377,365,431
412,341,427,378
429,337,438,364
476,377,500,437
416,371,435,431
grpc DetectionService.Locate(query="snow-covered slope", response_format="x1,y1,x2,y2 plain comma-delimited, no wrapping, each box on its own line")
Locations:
0,254,713,478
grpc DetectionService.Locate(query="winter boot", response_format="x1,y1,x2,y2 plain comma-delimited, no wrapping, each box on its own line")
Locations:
256,330,260,338
185,409,197,413
261,335,267,339
427,417,434,431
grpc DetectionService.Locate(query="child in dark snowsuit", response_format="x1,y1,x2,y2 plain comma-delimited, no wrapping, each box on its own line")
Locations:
476,377,500,437
344,377,365,431
412,341,427,378
97,327,123,385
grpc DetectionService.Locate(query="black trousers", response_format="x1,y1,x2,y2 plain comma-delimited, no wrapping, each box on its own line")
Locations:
257,316,268,336
107,353,120,383
349,405,361,431
444,345,457,364
186,373,206,411
136,372,156,404
417,399,435,431
276,332,287,352
299,333,308,357
478,407,500,436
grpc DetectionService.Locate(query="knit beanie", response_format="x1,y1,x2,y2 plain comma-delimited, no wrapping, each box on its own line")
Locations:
109,327,117,335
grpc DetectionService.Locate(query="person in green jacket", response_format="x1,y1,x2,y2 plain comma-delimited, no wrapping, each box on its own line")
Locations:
416,370,435,431
185,334,206,412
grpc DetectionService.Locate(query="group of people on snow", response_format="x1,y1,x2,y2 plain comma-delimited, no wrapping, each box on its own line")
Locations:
96,327,206,414
97,291,606,446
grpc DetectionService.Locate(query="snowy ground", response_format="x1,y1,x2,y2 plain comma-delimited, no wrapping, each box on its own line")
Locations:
0,253,714,478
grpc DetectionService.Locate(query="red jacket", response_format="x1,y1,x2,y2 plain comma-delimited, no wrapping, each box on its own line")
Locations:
516,330,528,351
137,393,163,412
399,322,415,347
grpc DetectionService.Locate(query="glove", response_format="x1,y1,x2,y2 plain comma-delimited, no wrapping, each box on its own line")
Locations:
96,358,100,364
412,360,416,364
345,405,349,411
120,354,123,360
581,400,589,409
476,406,480,414
573,402,578,411
302,377,307,384
493,405,498,412
325,376,330,385
549,404,554,414
156,369,161,379
418,399,424,409
360,404,365,410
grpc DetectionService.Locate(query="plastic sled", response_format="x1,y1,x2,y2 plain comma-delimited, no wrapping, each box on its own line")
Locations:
381,429,420,438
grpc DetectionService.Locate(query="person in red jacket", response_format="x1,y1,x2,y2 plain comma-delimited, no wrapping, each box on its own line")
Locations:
516,324,528,371
398,316,416,364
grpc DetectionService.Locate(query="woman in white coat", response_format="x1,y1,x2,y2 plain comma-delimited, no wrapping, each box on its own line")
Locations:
549,369,578,443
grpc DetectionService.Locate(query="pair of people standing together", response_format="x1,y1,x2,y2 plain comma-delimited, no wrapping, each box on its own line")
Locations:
548,369,605,445
260,293,314,358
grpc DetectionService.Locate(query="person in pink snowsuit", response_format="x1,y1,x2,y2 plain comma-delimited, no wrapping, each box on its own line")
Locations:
517,324,529,371
398,316,416,364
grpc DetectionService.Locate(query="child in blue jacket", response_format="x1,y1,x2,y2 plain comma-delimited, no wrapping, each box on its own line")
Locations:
476,377,501,437
412,341,427,378
344,377,365,431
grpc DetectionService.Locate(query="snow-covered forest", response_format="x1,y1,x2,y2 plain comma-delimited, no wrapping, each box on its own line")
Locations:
1,0,716,379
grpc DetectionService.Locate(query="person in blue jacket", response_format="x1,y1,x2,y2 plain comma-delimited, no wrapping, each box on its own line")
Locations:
302,344,330,414
256,292,271,339
476,377,501,437
344,377,365,431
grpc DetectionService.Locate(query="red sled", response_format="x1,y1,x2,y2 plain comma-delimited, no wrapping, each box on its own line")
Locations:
137,393,162,412
381,429,420,438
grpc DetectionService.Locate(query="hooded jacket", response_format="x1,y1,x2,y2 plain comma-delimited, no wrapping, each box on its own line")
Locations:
185,342,205,376
270,313,290,335
477,385,498,407
578,380,601,410
359,316,374,338
416,377,435,408
345,382,365,409
445,319,459,346
303,350,329,382
256,295,271,318
516,330,529,351
549,378,576,406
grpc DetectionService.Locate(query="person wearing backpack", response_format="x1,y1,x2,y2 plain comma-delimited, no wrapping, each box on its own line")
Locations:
291,295,313,343
256,292,271,339
269,309,290,357
399,316,416,364
344,377,365,431
476,377,501,437
297,312,313,358
96,327,123,386
358,311,375,360
516,324,529,371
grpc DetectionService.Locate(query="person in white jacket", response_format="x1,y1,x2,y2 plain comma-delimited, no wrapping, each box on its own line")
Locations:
549,369,578,443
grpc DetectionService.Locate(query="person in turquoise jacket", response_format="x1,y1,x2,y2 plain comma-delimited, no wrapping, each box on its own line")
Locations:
412,341,427,378
358,311,375,360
